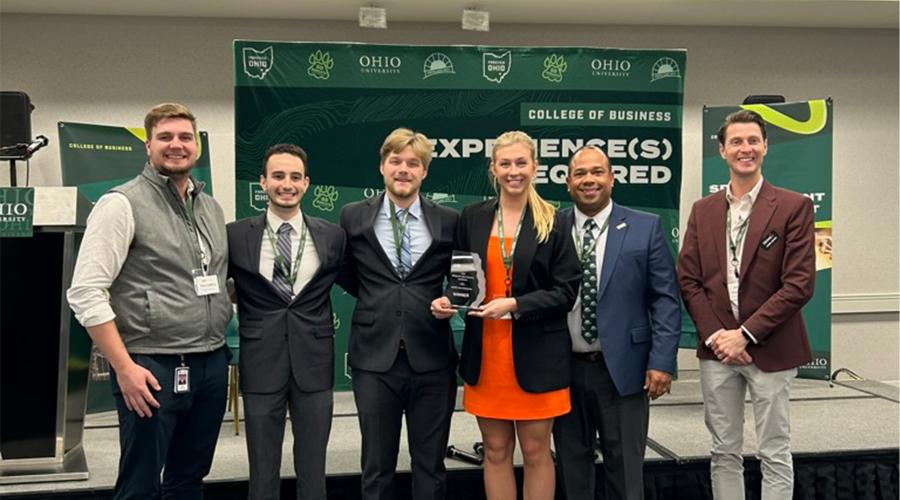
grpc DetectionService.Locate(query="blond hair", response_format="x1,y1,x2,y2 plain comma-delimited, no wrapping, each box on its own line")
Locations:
144,102,197,138
490,131,555,243
380,128,434,169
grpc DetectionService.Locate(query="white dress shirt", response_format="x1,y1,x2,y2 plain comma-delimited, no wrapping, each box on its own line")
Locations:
567,201,614,353
725,176,764,343
258,209,321,297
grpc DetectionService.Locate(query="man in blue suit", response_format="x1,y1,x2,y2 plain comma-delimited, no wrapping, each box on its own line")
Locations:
553,145,681,500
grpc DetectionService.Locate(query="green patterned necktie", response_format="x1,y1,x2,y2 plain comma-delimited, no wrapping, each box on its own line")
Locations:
580,219,599,343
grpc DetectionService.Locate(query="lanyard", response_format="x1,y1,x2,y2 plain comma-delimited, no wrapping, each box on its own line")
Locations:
264,220,308,288
574,216,610,267
726,207,751,279
388,200,411,271
497,204,524,297
183,194,209,274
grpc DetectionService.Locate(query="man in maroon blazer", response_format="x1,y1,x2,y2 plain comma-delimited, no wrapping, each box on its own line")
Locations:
678,109,815,500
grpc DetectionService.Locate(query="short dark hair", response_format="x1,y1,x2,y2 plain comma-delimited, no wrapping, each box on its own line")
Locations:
567,144,609,169
717,109,767,145
262,143,308,176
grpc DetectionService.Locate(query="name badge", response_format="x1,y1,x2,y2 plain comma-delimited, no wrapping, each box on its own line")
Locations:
192,269,220,296
761,231,779,249
174,366,190,394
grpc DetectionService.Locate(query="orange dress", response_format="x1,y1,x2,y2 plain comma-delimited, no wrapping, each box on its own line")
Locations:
462,236,571,420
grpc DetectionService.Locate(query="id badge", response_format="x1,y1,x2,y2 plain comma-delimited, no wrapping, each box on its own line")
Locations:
174,366,190,394
192,269,220,296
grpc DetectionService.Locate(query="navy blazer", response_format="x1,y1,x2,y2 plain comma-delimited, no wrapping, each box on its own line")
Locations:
559,203,681,396
457,199,581,394
227,214,346,393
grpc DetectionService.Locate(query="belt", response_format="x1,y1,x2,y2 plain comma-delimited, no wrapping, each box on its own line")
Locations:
572,351,603,362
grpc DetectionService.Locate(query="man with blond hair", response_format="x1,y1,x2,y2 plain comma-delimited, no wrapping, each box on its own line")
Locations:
338,128,459,499
68,103,231,499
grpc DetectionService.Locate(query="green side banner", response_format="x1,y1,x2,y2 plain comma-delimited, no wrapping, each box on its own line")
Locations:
235,41,687,391
700,99,833,380
58,122,214,202
0,187,35,238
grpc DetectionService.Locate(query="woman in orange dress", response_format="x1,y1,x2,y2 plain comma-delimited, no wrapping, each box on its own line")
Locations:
431,131,581,500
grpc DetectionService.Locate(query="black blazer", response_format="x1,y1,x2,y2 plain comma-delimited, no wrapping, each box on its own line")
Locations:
338,193,459,373
456,199,581,393
227,214,346,393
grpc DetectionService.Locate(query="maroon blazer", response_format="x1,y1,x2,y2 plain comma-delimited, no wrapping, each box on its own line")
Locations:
678,180,815,372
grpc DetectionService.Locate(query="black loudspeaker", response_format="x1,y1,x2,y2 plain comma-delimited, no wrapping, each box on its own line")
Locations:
0,91,34,156
742,95,785,105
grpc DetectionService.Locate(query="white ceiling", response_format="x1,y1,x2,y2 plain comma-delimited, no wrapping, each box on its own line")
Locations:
1,0,897,29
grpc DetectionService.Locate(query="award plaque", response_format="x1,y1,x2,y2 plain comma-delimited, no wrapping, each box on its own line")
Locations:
447,251,486,310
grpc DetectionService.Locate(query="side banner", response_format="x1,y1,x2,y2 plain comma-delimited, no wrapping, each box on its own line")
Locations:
701,99,833,380
58,122,213,202
235,41,687,390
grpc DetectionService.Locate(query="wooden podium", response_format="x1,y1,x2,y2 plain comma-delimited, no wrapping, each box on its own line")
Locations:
0,187,94,484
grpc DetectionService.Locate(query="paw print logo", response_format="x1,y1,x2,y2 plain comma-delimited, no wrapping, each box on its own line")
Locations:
541,54,567,83
312,185,339,212
307,50,334,80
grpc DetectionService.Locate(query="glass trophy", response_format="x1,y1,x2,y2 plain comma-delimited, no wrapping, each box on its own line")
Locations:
447,251,486,311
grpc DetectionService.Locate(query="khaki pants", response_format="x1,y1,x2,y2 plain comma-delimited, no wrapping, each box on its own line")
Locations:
699,359,797,500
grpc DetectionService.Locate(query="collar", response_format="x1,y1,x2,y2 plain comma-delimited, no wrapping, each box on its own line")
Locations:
382,193,422,220
266,208,305,234
726,176,764,207
573,201,614,232
142,162,204,196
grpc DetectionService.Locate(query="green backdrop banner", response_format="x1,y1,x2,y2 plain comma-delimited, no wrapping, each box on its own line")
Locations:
234,41,687,390
58,121,213,202
700,99,833,380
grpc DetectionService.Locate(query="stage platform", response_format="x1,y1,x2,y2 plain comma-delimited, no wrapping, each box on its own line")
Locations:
2,370,897,499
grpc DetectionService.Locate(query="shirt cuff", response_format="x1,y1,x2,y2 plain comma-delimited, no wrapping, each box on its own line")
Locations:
740,325,758,344
77,303,117,328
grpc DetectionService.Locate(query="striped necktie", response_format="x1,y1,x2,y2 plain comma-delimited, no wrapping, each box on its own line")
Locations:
272,222,293,299
397,208,413,277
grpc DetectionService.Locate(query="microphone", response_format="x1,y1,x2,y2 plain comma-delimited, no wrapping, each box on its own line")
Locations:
446,445,484,465
25,135,49,157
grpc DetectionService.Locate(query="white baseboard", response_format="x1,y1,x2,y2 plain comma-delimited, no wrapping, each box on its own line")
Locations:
832,293,900,314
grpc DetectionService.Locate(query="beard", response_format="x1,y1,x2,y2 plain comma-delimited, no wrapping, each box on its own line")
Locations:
153,161,194,178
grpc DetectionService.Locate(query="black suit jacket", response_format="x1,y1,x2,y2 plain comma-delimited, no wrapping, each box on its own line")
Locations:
456,199,581,393
338,193,459,373
227,214,346,393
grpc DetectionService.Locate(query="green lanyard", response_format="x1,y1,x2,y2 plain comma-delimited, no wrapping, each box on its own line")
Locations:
264,220,308,289
726,208,751,279
575,217,610,267
184,193,208,274
497,204,524,296
389,200,411,270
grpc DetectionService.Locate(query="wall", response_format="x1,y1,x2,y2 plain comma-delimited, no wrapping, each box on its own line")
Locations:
2,14,897,379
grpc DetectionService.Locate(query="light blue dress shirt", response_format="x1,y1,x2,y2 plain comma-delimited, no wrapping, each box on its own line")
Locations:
374,194,432,273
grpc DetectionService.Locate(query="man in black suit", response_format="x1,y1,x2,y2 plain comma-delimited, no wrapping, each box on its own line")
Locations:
228,143,346,500
338,128,459,500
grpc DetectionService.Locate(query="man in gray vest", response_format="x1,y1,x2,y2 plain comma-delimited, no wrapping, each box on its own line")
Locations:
68,103,232,499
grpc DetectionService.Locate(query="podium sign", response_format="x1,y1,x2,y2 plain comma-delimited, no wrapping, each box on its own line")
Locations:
0,187,34,238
